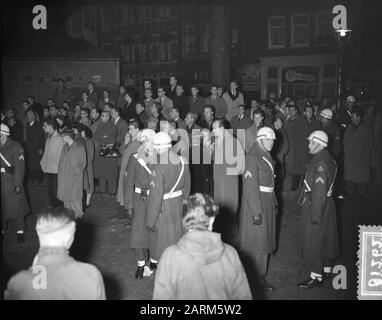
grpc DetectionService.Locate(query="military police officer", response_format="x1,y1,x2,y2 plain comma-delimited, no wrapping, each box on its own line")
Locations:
124,129,156,279
297,130,339,288
239,127,277,291
1,124,29,243
146,132,191,272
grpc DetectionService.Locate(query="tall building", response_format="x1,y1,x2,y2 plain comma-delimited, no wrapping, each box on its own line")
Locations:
65,4,239,97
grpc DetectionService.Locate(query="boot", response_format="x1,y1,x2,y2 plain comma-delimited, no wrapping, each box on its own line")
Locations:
149,262,158,271
17,233,25,244
135,266,144,279
297,277,323,289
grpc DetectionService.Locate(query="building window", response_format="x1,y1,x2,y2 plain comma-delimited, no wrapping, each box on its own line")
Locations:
200,20,211,55
267,67,278,79
82,7,96,29
158,5,172,19
183,21,196,56
149,39,158,62
122,6,134,24
141,43,148,62
268,16,285,49
315,12,335,46
101,6,112,31
139,6,152,21
291,14,309,47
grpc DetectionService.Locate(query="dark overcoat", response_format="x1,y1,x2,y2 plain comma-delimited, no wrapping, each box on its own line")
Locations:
1,139,29,221
25,121,45,170
146,151,191,260
125,154,152,249
299,149,339,262
343,122,373,184
239,143,277,255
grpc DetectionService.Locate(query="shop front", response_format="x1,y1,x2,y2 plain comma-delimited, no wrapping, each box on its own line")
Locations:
259,54,338,100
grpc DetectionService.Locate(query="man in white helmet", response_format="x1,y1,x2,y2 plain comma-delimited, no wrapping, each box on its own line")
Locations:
297,130,339,289
320,109,341,161
239,126,277,291
146,131,191,272
124,129,157,279
1,123,30,244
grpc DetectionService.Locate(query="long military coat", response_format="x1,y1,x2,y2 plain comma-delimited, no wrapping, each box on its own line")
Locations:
299,149,339,262
239,142,277,255
146,151,191,260
125,153,152,249
57,141,86,202
1,139,29,221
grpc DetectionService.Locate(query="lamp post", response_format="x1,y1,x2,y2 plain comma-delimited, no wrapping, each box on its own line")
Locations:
334,28,352,110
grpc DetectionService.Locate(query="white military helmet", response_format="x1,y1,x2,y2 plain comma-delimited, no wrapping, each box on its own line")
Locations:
346,95,355,103
320,108,333,120
153,132,172,149
1,123,10,136
256,127,276,141
307,130,328,148
137,129,156,143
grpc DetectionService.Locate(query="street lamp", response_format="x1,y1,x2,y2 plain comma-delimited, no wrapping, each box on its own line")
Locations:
333,28,352,110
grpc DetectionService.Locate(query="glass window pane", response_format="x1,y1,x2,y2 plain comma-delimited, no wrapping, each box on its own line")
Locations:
267,67,278,79
293,15,308,25
270,17,284,27
271,27,285,46
293,25,308,44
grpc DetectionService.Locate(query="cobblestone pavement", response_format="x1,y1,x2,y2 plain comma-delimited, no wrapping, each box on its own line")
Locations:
3,182,381,300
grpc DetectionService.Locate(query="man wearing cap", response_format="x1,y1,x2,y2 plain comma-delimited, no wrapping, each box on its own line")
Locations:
5,207,106,299
297,130,339,288
320,109,341,161
57,128,87,219
146,132,191,271
239,126,277,291
1,124,30,243
124,129,156,278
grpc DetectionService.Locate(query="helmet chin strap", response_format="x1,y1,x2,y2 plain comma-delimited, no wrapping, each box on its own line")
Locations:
311,142,320,154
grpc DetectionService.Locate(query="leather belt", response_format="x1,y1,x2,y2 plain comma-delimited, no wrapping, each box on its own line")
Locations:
163,190,182,200
135,187,149,195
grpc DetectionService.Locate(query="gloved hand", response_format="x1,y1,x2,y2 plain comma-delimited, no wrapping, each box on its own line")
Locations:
15,186,21,194
127,208,134,219
146,226,156,232
252,215,262,225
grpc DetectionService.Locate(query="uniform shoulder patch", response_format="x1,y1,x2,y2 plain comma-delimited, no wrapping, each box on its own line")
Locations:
315,176,325,184
19,154,25,161
317,165,325,172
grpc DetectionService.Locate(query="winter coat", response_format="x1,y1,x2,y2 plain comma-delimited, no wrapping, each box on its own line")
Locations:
239,142,277,255
205,96,227,119
153,231,252,300
146,151,191,260
5,252,105,300
343,122,373,184
299,149,339,262
1,139,29,221
223,91,244,122
25,121,44,171
57,141,86,202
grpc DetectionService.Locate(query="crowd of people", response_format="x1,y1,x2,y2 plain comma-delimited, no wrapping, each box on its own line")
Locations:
1,75,380,299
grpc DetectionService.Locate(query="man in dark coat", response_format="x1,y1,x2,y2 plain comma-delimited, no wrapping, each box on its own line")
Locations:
343,106,373,197
1,124,29,243
57,129,87,219
146,132,191,272
25,110,45,183
297,130,339,288
111,106,128,148
27,96,44,121
231,104,252,147
172,85,190,119
205,85,227,119
197,105,215,131
53,79,75,107
239,127,277,291
87,81,98,107
189,85,205,119
124,129,156,279
284,104,307,191
94,111,118,196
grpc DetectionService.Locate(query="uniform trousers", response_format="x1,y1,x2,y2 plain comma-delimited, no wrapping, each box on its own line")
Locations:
134,248,149,263
2,217,25,232
45,173,63,207
311,259,334,276
99,177,117,194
